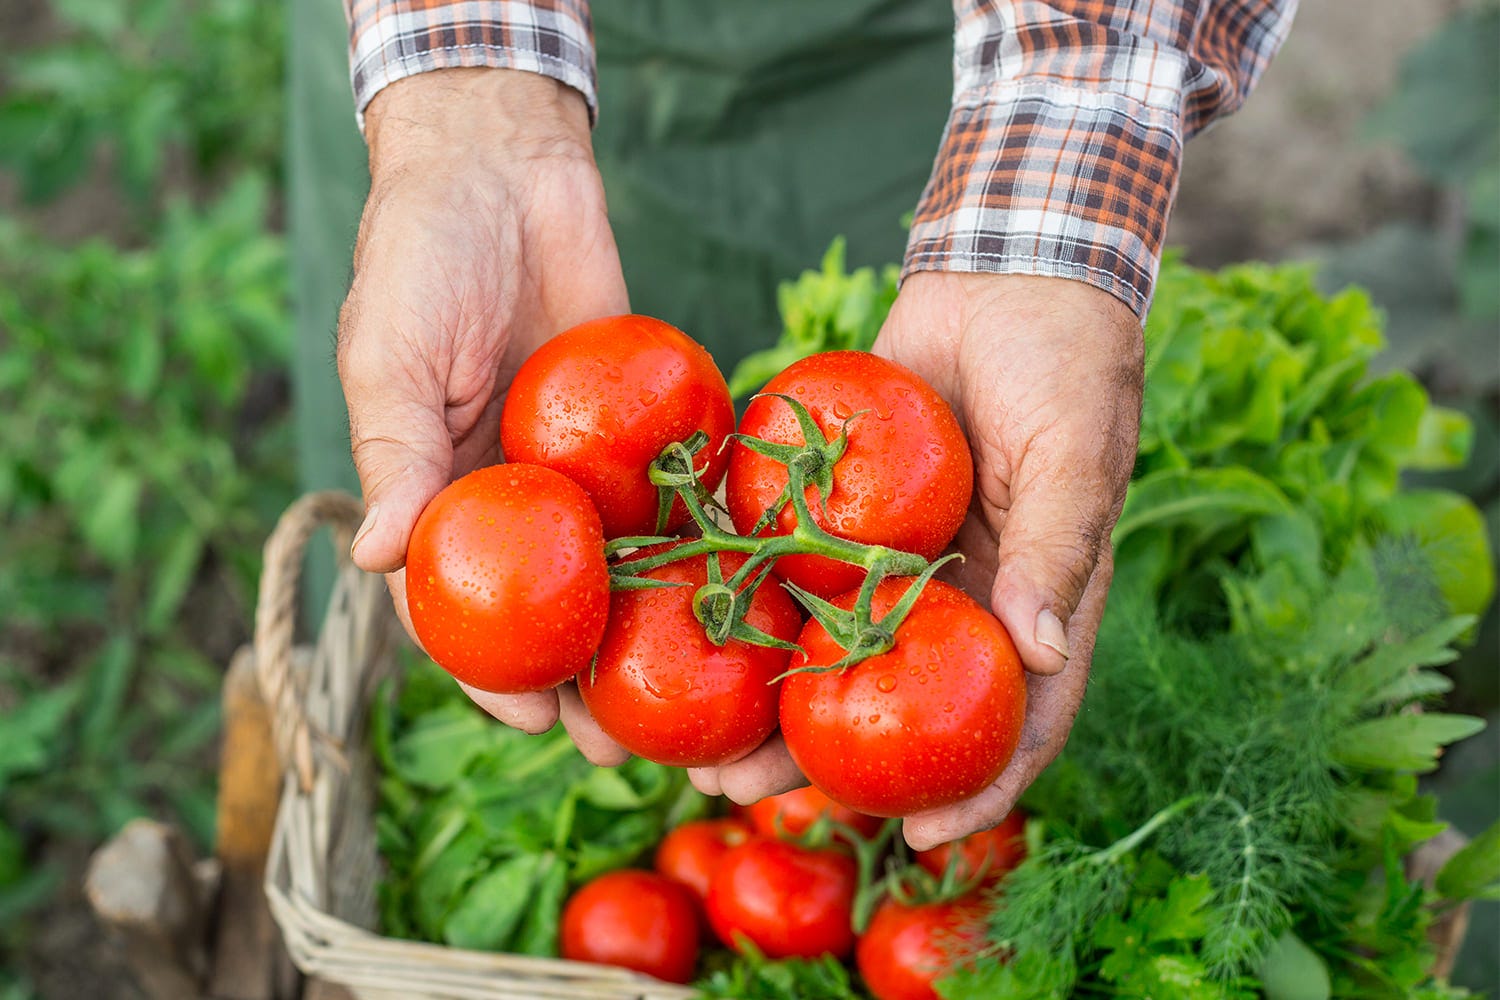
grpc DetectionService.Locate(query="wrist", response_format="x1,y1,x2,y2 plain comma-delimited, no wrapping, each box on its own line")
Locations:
365,68,593,179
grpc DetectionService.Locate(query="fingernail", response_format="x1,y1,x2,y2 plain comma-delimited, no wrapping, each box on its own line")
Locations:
1035,608,1069,660
351,503,380,558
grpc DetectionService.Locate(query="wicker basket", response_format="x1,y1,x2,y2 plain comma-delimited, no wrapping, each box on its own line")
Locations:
255,492,697,1000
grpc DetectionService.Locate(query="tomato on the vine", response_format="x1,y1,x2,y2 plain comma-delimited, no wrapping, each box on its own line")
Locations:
500,314,735,539
577,547,801,767
405,463,608,693
743,785,885,842
915,808,1028,887
726,351,972,598
856,894,989,1000
780,577,1026,817
559,869,700,983
706,838,858,960
654,817,756,913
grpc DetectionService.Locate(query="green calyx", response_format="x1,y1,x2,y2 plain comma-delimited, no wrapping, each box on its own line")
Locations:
609,395,957,667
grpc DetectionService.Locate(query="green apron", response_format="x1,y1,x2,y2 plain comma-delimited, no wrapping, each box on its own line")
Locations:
288,0,953,497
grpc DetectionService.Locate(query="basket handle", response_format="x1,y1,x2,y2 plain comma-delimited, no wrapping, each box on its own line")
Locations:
254,490,367,790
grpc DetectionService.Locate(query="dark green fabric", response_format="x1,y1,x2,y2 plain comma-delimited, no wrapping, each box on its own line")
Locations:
288,0,368,497
592,1,952,368
288,0,955,495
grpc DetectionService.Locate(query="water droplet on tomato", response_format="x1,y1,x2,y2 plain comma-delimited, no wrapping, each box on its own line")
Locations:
867,714,880,724
832,400,853,420
876,675,896,693
604,366,623,382
943,702,955,713
639,388,658,406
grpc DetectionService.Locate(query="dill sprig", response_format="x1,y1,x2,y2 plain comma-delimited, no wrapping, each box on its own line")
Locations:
943,541,1481,997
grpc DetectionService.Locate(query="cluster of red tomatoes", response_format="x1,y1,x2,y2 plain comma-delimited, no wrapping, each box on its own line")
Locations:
560,788,1028,999
404,313,1027,818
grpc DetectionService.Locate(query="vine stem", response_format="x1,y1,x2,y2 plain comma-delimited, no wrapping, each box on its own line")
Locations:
605,395,951,665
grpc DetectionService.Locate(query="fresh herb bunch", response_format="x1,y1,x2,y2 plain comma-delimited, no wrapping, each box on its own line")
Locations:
941,544,1487,999
372,656,708,955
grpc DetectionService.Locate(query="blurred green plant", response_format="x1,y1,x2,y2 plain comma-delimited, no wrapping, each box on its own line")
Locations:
0,0,284,209
1364,1,1500,326
0,2,291,991
0,172,293,916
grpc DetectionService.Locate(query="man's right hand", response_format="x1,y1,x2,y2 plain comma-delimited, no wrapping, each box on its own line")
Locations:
337,67,632,761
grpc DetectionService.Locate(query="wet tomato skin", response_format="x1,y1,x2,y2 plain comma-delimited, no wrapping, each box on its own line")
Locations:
500,314,735,539
856,894,989,1000
726,351,972,598
779,578,1026,817
559,869,700,984
654,818,757,913
577,547,801,767
405,463,608,694
706,839,858,960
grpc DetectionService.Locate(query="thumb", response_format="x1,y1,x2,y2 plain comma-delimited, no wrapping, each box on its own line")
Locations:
342,369,455,575
989,460,1117,676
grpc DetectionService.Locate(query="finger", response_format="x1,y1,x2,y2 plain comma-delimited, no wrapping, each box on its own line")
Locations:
988,433,1131,676
687,768,725,798
339,347,454,576
383,568,423,651
709,733,808,805
458,681,560,735
557,683,632,766
903,558,1110,850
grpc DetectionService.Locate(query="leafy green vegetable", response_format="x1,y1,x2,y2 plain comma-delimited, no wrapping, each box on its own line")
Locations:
1435,820,1500,903
373,657,707,956
696,945,869,1000
1127,256,1490,623
726,237,899,398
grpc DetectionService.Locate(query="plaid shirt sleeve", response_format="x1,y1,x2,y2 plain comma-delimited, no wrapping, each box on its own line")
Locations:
344,1,597,124
905,0,1299,317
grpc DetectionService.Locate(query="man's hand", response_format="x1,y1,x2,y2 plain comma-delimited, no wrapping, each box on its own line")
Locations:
338,67,631,762
689,272,1143,842
874,271,1144,848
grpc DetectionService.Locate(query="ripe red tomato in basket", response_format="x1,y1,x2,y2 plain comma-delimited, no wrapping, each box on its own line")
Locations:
856,894,989,1000
780,577,1026,817
743,785,885,842
726,351,973,598
500,314,735,539
577,547,801,767
405,463,608,693
914,808,1028,887
655,817,756,912
706,838,858,960
560,869,700,983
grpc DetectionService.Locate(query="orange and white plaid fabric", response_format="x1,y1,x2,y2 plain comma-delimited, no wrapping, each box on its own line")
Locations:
344,0,1297,316
345,0,597,123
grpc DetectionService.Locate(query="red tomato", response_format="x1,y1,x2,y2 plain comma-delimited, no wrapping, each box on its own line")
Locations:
743,785,885,842
500,315,735,539
560,870,700,983
915,809,1028,886
780,578,1026,817
654,818,756,911
405,463,608,693
577,548,801,767
706,839,858,960
856,895,989,1000
726,351,972,598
